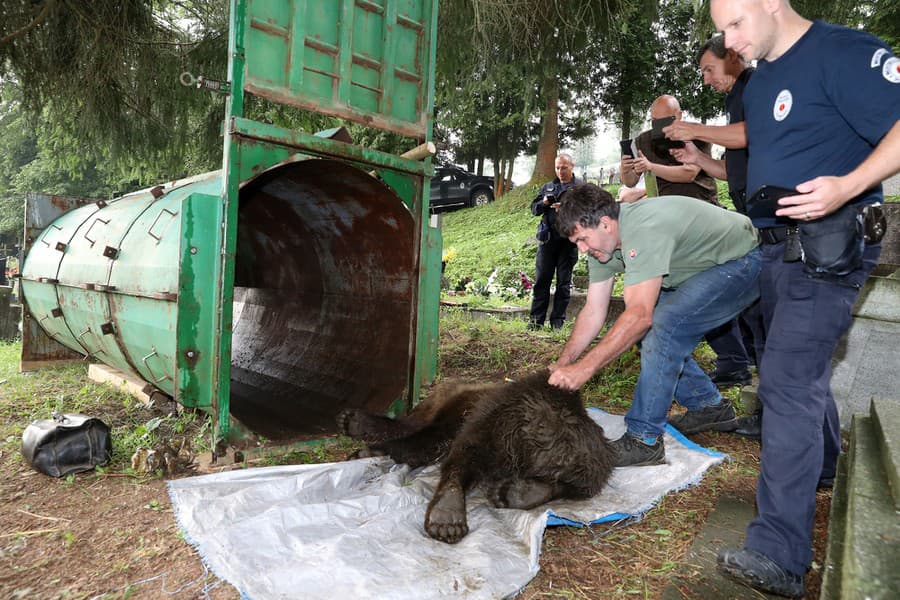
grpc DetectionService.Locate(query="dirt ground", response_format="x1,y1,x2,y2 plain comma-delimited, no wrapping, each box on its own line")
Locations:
0,327,834,599
1,430,832,600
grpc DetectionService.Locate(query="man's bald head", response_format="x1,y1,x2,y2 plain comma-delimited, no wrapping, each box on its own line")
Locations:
650,95,682,120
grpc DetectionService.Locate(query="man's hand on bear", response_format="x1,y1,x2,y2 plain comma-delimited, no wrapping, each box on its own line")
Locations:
548,362,592,391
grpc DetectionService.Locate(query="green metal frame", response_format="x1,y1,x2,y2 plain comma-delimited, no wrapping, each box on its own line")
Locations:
193,0,440,443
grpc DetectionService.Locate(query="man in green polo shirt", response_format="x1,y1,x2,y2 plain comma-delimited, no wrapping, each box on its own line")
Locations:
550,184,760,466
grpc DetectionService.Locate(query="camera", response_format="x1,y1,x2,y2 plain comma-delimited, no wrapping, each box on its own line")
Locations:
544,193,556,204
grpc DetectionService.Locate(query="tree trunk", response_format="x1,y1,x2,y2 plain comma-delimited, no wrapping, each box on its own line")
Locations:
504,157,515,196
621,103,633,140
529,78,559,184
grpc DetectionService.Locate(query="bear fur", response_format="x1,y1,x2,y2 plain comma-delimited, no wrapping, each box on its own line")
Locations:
337,370,615,543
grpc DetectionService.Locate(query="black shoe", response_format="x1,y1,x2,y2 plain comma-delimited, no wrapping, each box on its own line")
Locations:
733,412,762,440
710,367,753,387
612,434,665,467
549,320,564,330
668,399,738,435
717,548,804,598
527,320,543,331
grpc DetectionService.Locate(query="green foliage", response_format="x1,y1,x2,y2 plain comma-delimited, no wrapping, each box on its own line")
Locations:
435,61,532,172
439,183,611,293
653,0,721,122
441,184,544,290
595,0,721,138
0,0,229,170
436,0,637,179
594,7,660,138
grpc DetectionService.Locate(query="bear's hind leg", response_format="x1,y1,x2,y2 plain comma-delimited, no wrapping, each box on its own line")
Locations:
376,425,453,468
488,478,560,510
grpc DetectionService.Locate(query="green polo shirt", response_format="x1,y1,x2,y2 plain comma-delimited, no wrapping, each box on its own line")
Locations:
588,196,758,289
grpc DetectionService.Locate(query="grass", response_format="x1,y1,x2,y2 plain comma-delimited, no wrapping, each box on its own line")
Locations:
440,184,597,295
0,341,212,475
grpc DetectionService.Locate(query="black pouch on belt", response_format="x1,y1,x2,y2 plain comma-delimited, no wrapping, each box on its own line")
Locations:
861,203,887,243
21,413,112,477
798,203,865,277
783,226,802,262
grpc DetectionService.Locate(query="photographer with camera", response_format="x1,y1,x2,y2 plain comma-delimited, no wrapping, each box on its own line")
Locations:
620,95,719,205
529,153,580,330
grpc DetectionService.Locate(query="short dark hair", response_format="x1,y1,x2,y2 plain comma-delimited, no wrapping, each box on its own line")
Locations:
696,34,727,65
556,184,619,237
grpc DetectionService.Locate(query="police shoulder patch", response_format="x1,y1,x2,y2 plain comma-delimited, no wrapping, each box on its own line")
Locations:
871,48,889,68
883,57,900,84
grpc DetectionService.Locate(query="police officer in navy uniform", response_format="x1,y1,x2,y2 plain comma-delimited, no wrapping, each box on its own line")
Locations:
710,0,900,597
667,34,766,436
529,153,580,330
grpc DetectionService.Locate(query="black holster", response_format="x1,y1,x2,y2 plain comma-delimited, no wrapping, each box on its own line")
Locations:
798,203,880,277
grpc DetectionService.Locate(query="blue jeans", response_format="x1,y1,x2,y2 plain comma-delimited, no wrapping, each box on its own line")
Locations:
624,247,762,439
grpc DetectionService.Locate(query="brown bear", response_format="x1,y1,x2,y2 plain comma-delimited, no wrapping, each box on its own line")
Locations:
336,370,615,544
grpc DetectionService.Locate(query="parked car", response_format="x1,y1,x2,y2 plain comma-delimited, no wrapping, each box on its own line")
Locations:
429,166,494,212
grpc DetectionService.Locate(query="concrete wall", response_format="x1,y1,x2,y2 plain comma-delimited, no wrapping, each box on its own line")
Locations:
832,271,900,428
883,173,900,196
878,203,900,266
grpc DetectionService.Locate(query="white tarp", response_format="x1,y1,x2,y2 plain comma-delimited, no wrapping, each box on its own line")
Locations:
168,410,725,599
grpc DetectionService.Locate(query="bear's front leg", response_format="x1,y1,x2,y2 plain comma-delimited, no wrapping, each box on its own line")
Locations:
424,465,468,543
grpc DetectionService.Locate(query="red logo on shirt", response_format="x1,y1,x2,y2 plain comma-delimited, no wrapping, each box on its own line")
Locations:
628,249,637,259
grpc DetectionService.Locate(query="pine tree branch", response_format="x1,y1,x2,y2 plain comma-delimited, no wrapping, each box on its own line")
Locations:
0,2,51,48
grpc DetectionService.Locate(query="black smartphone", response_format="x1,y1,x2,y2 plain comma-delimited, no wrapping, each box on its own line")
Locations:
746,185,800,220
650,116,685,149
620,139,634,158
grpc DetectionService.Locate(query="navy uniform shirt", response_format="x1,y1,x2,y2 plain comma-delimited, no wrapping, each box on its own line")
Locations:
724,67,754,212
531,177,581,241
744,21,900,229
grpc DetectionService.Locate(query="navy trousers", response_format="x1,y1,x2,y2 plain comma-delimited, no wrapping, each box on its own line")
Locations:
705,297,766,372
746,241,880,576
530,237,578,326
705,318,751,372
